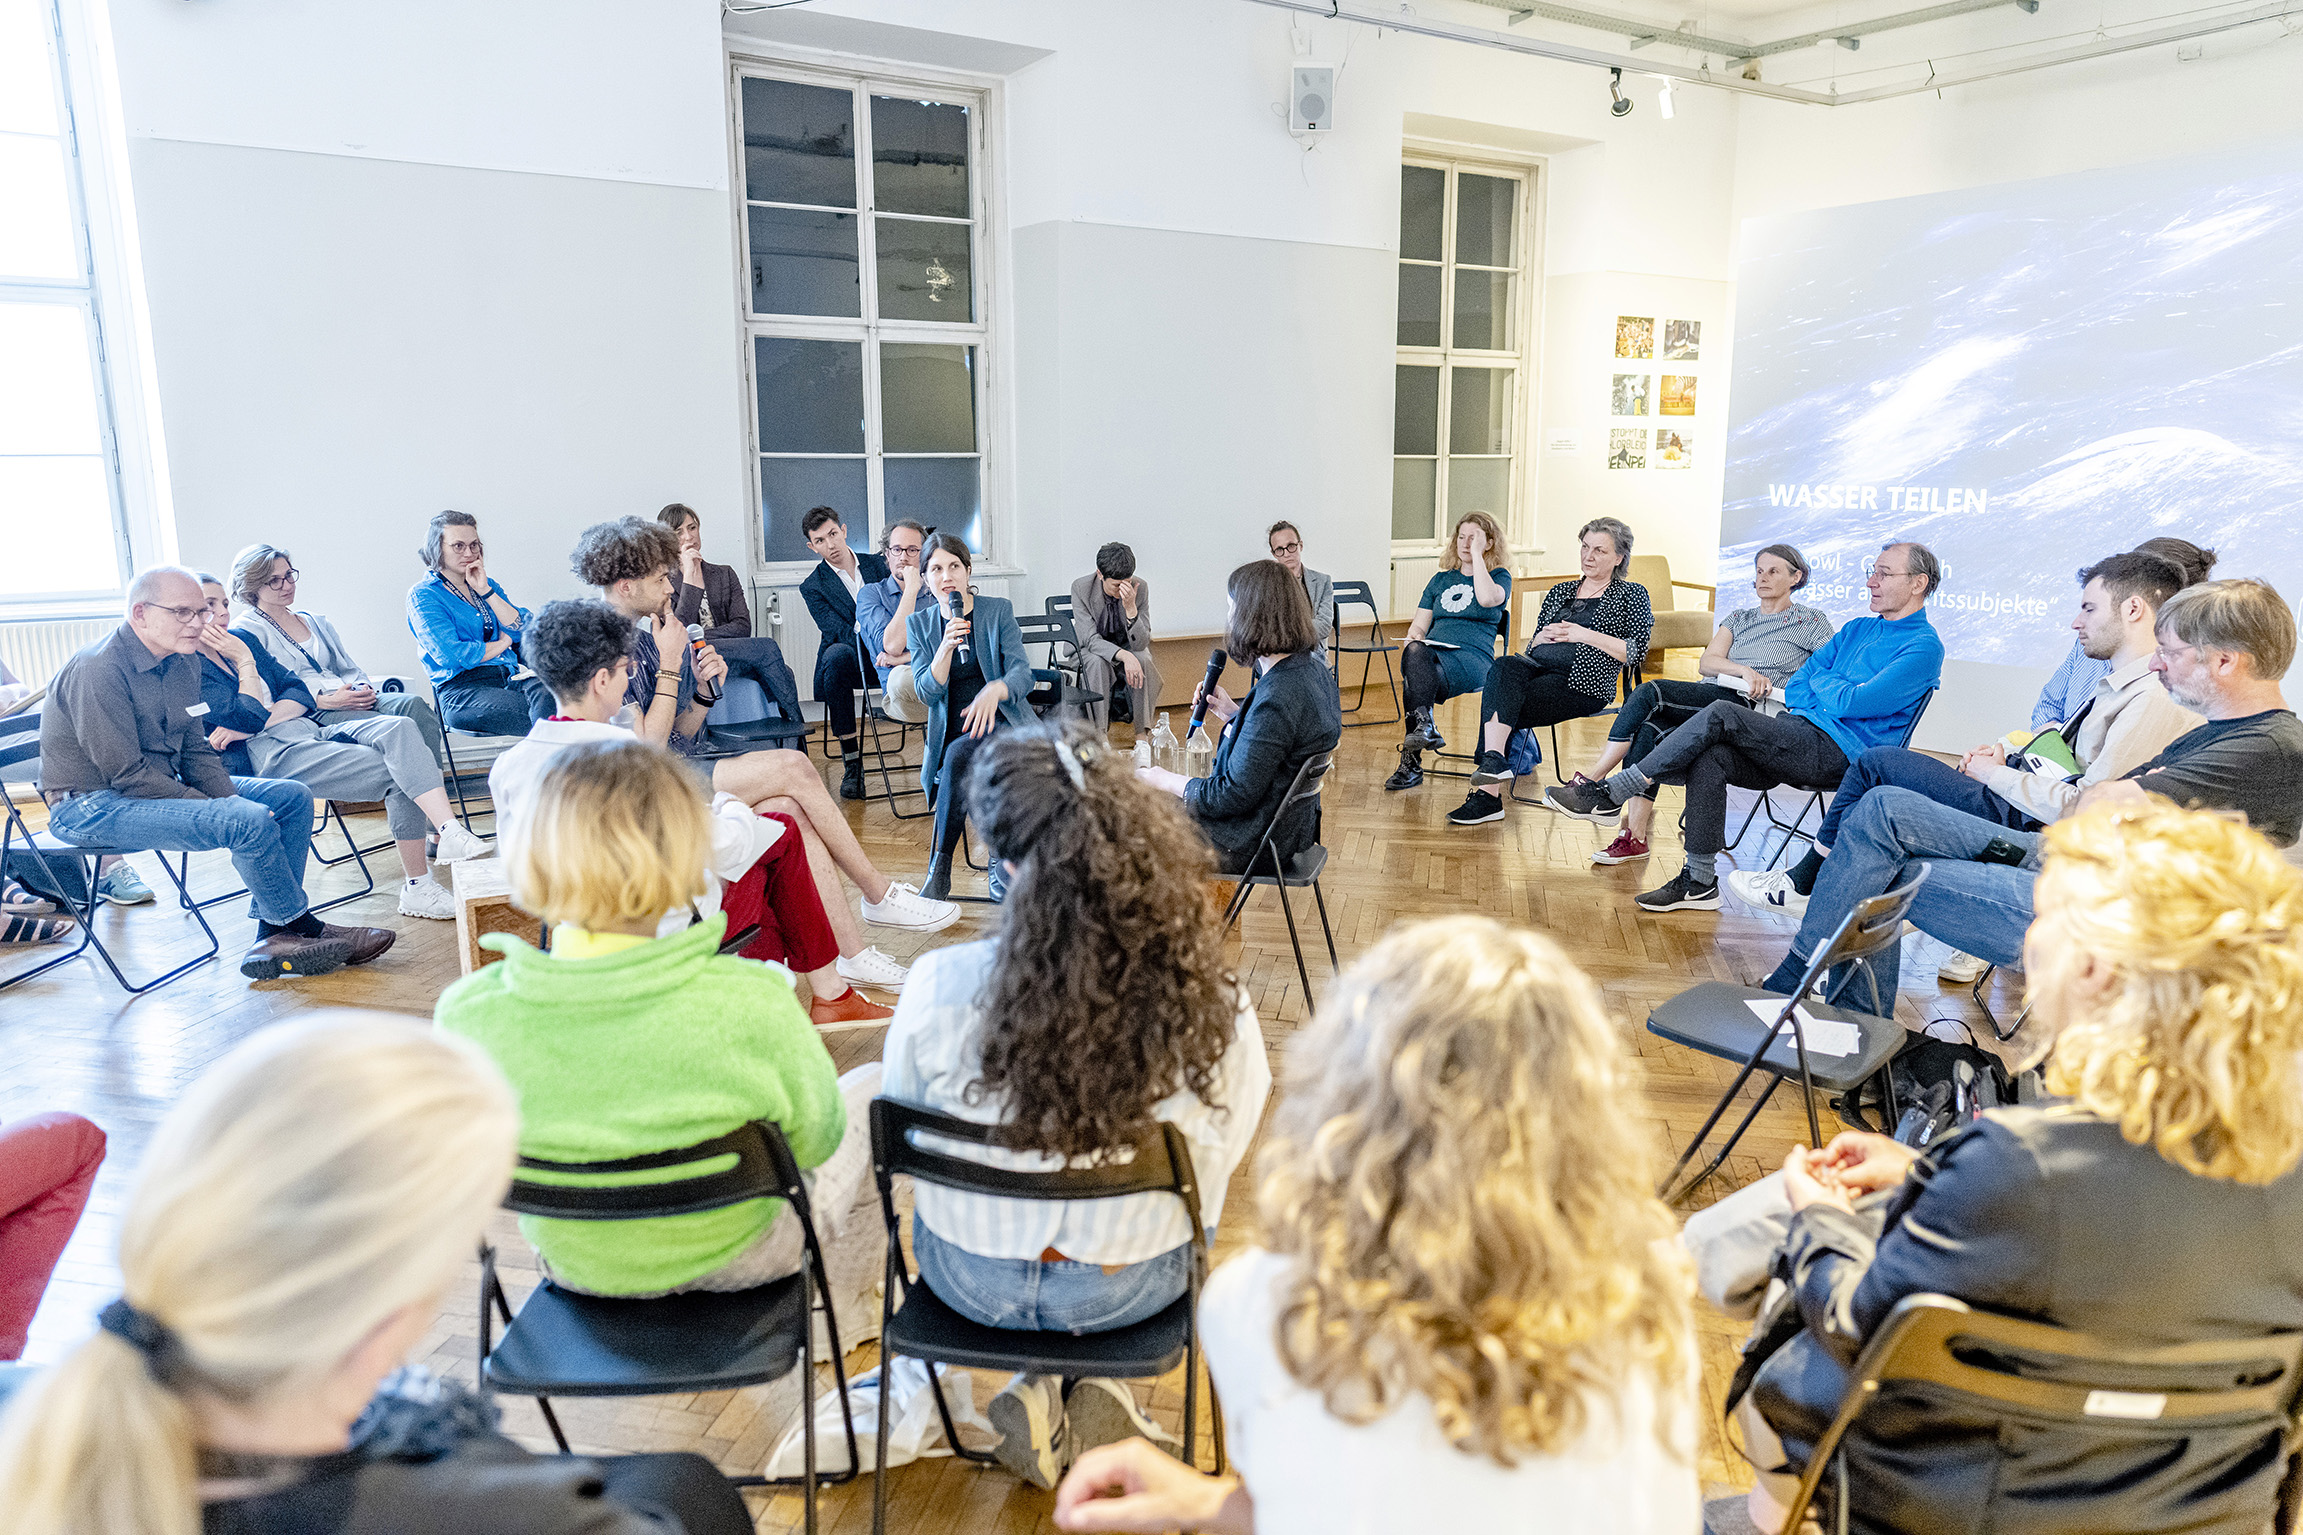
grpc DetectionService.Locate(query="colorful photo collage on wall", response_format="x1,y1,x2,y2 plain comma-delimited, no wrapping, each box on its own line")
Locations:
1611,315,1700,470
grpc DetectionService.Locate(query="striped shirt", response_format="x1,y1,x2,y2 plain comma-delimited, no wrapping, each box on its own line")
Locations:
879,939,1270,1265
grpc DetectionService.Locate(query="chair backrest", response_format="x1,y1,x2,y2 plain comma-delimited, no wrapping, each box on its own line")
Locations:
1894,687,1939,750
505,1119,806,1222
1627,554,1678,615
1789,865,1931,1017
1234,749,1334,880
1045,594,1074,619
1330,579,1378,617
1784,1293,2303,1532
870,1098,1206,1237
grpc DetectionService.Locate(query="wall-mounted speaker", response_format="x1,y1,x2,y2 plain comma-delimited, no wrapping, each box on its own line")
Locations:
1290,64,1336,133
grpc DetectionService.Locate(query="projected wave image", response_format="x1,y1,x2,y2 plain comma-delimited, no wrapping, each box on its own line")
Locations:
1717,146,2303,668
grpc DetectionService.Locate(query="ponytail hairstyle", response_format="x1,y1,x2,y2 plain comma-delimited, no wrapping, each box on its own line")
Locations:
963,719,1240,1158
0,1016,520,1535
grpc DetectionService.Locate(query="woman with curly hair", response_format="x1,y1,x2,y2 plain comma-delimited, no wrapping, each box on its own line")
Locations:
880,719,1269,1488
1733,798,2303,1534
1052,916,1698,1534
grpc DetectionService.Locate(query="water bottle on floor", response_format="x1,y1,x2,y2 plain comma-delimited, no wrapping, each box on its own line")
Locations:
1132,735,1153,771
1151,712,1180,774
1184,722,1215,779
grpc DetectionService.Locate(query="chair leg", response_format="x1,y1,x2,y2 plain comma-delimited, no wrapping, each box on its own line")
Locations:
1311,880,1339,973
535,1395,572,1454
1182,1327,1200,1477
1662,1074,1782,1206
1222,877,1252,931
1272,880,1315,1009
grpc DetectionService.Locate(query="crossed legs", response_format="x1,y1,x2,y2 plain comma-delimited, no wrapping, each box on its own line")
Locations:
711,748,908,955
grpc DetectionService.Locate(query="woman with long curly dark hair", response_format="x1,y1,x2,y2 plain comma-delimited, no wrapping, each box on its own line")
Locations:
880,719,1270,1488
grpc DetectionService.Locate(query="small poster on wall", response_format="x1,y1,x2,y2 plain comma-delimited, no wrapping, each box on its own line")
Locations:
1655,429,1693,469
1609,428,1648,469
1615,315,1655,359
1547,428,1583,454
1611,374,1651,416
1660,375,1698,415
1664,319,1701,360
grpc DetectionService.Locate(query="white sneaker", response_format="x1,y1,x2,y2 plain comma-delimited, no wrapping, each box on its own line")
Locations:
398,878,456,920
861,881,960,933
1726,868,1809,919
432,820,492,864
1937,949,1991,985
836,945,911,990
987,1372,1065,1489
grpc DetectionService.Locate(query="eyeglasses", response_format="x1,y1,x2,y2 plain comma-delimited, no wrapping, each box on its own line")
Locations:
261,567,300,590
144,603,207,626
1870,566,1912,580
887,542,923,556
2153,640,2202,664
1269,541,1301,557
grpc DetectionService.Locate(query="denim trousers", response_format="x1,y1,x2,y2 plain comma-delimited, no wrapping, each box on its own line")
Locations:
46,777,317,924
1812,746,2039,851
1762,787,2039,1000
911,1220,1190,1335
437,667,553,738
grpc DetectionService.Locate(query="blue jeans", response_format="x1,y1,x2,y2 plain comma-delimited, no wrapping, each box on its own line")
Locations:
437,667,553,738
46,777,317,924
912,1220,1190,1334
1761,787,2038,1000
1813,746,2039,851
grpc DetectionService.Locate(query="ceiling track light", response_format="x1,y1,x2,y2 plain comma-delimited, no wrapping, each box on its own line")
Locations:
1608,65,1634,115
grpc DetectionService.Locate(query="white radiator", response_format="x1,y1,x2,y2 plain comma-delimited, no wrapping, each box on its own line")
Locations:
0,618,114,689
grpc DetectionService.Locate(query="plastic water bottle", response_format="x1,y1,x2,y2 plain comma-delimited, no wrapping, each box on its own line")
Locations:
1132,736,1153,771
1185,722,1215,779
1151,713,1180,774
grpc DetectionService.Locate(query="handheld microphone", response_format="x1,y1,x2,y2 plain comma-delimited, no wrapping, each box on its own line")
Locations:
1188,647,1228,735
946,591,971,666
685,622,708,656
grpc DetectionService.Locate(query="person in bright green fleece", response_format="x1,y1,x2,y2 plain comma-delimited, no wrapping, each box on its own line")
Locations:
434,735,882,1309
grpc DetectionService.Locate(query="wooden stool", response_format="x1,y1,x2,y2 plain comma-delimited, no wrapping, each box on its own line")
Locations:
452,858,541,974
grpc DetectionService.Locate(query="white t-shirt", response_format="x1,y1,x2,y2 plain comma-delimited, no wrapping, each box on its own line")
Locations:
1200,1249,1702,1535
834,561,863,599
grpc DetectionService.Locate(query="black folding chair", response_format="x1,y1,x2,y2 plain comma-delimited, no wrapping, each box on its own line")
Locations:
1327,580,1399,727
1775,1295,2303,1535
1220,751,1338,1006
164,799,379,916
1724,688,1937,870
1648,867,1929,1203
478,1119,858,1534
867,1099,1222,1535
1016,612,1102,720
0,713,221,994
418,677,501,833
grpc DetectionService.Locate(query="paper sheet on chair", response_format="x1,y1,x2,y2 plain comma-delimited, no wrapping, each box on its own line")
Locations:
1744,999,1859,1057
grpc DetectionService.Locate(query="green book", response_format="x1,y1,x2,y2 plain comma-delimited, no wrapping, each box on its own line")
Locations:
2023,728,2081,775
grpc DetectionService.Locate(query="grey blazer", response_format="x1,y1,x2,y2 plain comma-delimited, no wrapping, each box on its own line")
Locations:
1300,567,1336,663
1068,572,1164,720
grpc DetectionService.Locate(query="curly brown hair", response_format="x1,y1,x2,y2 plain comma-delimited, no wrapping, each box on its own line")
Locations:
570,517,678,590
964,720,1239,1159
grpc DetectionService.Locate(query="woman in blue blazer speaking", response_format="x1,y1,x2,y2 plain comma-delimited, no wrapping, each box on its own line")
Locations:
910,534,1036,900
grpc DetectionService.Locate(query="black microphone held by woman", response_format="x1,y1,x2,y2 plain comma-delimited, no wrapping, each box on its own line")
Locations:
947,590,970,666
1188,646,1228,735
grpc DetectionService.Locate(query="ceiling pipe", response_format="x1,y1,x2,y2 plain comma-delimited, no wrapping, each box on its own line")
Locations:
1488,0,2033,61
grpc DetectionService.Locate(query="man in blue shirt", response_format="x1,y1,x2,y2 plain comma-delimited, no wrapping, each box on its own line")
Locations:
853,520,931,725
1546,542,1945,914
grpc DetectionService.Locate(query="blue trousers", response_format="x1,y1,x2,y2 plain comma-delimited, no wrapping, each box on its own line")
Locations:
1762,788,2038,1000
711,636,805,729
1813,746,2040,851
437,667,553,738
912,1220,1190,1335
46,777,317,925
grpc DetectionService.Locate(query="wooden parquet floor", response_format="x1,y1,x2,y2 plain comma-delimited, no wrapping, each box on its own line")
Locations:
2,655,2024,1531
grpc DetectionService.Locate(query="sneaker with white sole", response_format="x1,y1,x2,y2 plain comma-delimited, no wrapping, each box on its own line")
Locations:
1936,949,1991,985
1726,868,1809,919
987,1372,1065,1489
1634,870,1723,913
861,881,960,932
432,819,492,864
397,879,457,920
98,863,155,906
836,945,910,990
1064,1378,1178,1463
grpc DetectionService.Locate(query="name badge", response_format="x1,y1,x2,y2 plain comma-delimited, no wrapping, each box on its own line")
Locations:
186,702,210,718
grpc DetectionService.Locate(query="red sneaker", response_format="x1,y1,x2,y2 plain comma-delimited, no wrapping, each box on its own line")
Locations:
1591,829,1650,865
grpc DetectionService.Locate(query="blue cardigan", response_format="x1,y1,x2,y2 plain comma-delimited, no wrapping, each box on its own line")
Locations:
1782,607,1944,760
907,594,1035,797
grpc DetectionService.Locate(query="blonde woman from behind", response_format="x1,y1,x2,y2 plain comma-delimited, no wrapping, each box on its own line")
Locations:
1055,917,1700,1535
0,1016,748,1535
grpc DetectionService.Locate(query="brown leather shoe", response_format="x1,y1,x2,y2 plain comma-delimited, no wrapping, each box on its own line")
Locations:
318,922,396,966
240,930,353,980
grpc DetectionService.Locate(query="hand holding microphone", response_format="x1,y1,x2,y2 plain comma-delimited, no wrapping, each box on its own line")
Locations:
685,621,727,698
946,591,972,667
1187,647,1229,735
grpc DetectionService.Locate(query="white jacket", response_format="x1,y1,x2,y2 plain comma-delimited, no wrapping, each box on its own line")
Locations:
1984,652,2200,823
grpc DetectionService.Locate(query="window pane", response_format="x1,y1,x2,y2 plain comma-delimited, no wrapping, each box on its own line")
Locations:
741,77,856,208
1452,270,1512,351
871,96,970,219
875,217,972,322
1447,456,1510,525
749,206,858,318
1455,173,1515,267
885,456,981,551
1399,165,1444,262
0,134,78,280
754,337,864,453
880,342,975,453
1449,367,1513,455
0,304,100,454
759,457,865,564
0,0,60,136
0,456,116,596
1396,264,1440,348
1394,365,1439,455
1391,459,1436,541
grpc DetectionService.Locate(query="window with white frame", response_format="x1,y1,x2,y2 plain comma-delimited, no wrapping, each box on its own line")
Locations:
2,0,131,609
736,64,990,569
1392,156,1534,551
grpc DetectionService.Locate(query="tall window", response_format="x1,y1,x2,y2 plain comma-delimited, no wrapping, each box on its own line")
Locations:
737,65,990,568
2,0,129,609
1392,156,1533,551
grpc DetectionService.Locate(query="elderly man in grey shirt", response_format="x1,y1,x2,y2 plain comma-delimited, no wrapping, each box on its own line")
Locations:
38,566,392,981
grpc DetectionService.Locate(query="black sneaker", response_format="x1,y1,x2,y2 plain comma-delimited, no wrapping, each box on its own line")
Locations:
1468,750,1513,788
840,757,866,801
1384,747,1425,791
1542,776,1619,824
1446,788,1505,826
1634,871,1723,912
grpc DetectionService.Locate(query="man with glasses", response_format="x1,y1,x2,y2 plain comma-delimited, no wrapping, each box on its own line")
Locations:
1266,521,1336,665
1756,578,2303,1022
855,519,933,725
37,567,395,980
1546,541,1945,914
